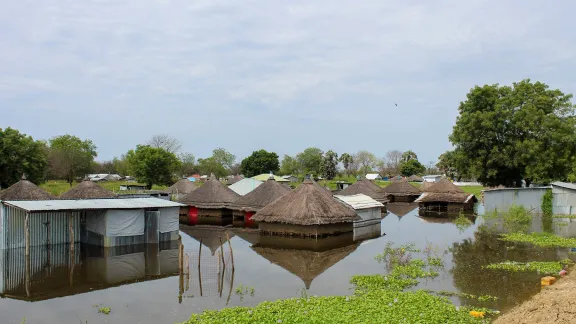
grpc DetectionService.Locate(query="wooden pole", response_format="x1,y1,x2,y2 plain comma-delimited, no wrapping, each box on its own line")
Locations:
198,238,203,297
68,212,74,253
217,251,221,294
185,253,190,292
226,268,235,305
178,241,184,304
219,262,225,298
226,232,235,271
219,236,226,269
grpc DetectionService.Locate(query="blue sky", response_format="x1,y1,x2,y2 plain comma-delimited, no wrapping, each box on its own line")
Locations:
1,0,575,164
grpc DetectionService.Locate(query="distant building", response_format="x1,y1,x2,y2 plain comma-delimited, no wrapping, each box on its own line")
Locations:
365,173,382,181
88,174,121,182
422,175,442,183
119,184,148,191
282,175,299,183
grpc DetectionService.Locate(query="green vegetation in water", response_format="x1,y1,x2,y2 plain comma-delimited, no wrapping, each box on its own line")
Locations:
98,306,111,315
235,284,255,301
435,291,498,302
484,260,572,275
454,213,473,232
503,205,532,233
183,244,489,323
427,257,444,268
374,242,420,271
500,232,576,248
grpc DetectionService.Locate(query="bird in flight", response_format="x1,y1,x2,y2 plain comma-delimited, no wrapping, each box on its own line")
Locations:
395,103,398,106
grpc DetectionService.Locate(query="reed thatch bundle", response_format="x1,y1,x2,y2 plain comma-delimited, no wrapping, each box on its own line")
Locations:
232,178,291,212
59,178,117,199
383,179,421,196
252,179,357,225
251,243,359,289
338,179,388,203
423,178,464,193
164,178,199,195
0,176,54,201
178,176,240,209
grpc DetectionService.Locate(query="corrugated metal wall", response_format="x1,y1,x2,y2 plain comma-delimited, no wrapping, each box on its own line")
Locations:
552,186,576,215
1,206,81,249
484,188,548,214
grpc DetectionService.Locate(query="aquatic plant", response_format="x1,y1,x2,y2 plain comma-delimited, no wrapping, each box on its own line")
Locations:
541,189,553,218
484,260,572,275
374,242,420,270
235,285,256,301
454,213,473,232
502,205,532,233
435,291,498,302
500,232,576,248
98,307,111,315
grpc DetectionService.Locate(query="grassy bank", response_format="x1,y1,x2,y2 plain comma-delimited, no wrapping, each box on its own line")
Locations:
41,180,167,196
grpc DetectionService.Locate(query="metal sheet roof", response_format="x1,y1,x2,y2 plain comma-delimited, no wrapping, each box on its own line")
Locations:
552,182,576,191
334,194,384,210
229,178,264,196
2,198,184,212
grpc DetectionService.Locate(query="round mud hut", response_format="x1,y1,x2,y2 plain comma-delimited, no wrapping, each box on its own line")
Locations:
231,176,291,222
227,175,244,185
59,177,117,200
178,175,240,225
0,175,54,201
383,179,422,203
420,181,435,191
164,178,199,200
415,179,477,212
251,179,358,237
406,175,424,182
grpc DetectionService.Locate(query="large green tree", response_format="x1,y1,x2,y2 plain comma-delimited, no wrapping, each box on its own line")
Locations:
0,127,48,188
320,150,339,180
401,150,418,163
126,145,181,189
49,135,97,185
450,79,576,187
279,155,300,176
340,153,354,177
296,147,324,176
240,149,280,177
400,159,425,176
212,147,236,170
197,157,228,178
355,150,377,174
178,153,197,177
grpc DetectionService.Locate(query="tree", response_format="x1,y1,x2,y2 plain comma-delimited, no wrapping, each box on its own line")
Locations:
49,135,97,185
229,163,241,176
437,151,468,180
147,134,182,154
178,153,197,177
385,150,403,175
400,159,425,176
240,149,280,177
425,161,439,175
354,150,377,174
320,150,339,180
401,150,418,163
280,155,300,176
125,145,181,189
197,157,228,178
450,79,576,187
296,147,324,176
0,127,48,188
212,148,236,170
340,153,354,177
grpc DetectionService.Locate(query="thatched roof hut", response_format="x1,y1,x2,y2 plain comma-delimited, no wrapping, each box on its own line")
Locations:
251,179,357,225
232,177,291,212
423,178,464,193
59,178,117,199
407,175,424,182
178,176,240,209
251,243,359,289
415,192,478,204
227,175,244,185
180,225,235,256
164,178,199,195
338,179,388,203
384,180,421,196
420,181,434,191
0,175,54,201
387,202,418,217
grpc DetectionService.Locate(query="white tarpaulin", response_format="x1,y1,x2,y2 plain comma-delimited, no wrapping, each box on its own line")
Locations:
106,209,145,237
159,207,179,233
86,210,107,236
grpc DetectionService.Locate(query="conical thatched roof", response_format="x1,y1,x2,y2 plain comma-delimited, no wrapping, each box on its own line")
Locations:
180,225,235,256
232,178,291,212
415,192,477,204
423,178,464,193
387,202,418,217
338,179,388,203
164,178,199,195
252,179,357,225
0,176,54,201
178,177,240,209
406,175,424,182
421,181,434,191
227,175,244,185
59,179,117,199
383,179,421,196
251,243,359,289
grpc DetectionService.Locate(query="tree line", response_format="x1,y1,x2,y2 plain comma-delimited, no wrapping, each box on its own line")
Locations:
0,130,432,189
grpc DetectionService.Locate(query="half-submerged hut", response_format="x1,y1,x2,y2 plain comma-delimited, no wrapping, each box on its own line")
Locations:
59,177,117,200
415,179,477,212
251,179,358,237
384,179,422,202
227,175,244,185
164,178,198,200
406,175,424,182
333,194,383,240
178,175,240,225
231,176,291,221
337,178,388,213
387,202,419,219
0,175,54,201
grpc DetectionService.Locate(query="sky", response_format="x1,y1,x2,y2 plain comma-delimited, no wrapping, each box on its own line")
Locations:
1,0,575,165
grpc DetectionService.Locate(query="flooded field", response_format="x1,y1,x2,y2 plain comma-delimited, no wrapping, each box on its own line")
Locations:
1,203,574,324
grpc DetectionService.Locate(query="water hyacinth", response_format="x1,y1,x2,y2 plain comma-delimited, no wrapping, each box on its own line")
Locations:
484,260,572,275
500,232,576,248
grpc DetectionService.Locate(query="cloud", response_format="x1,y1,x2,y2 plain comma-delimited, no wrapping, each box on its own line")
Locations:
1,0,575,162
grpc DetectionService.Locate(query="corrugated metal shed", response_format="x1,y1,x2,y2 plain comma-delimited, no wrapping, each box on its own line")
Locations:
552,182,576,191
2,198,183,212
229,178,264,196
334,194,384,210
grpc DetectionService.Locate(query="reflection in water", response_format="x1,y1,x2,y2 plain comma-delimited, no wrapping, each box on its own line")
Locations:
0,243,179,302
386,203,418,219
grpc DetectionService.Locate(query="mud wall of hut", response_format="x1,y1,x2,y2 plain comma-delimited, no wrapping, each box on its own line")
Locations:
259,222,354,237
0,205,81,250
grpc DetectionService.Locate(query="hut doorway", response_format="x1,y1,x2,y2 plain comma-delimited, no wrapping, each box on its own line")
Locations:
188,207,199,225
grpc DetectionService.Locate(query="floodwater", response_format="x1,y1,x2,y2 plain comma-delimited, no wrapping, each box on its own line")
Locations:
1,203,575,324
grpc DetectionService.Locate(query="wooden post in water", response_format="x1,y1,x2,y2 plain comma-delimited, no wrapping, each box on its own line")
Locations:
198,238,203,297
219,236,226,269
178,240,184,304
226,267,235,305
217,250,221,294
185,253,190,292
226,232,235,271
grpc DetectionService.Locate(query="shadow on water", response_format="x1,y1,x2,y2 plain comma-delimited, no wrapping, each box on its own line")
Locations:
3,202,576,323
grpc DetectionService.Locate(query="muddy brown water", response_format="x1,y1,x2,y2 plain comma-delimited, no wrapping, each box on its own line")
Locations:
1,204,575,324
